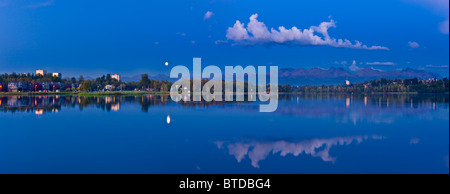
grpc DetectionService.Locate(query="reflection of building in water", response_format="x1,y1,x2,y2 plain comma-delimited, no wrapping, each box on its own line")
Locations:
111,103,120,112
274,94,448,125
0,94,447,117
409,137,420,145
105,96,116,104
216,135,384,168
8,96,18,107
0,96,62,115
35,108,44,116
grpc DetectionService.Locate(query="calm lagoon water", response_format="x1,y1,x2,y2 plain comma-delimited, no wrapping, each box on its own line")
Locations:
0,94,448,174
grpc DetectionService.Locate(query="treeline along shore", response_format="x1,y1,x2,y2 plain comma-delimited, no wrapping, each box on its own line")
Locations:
1,73,448,95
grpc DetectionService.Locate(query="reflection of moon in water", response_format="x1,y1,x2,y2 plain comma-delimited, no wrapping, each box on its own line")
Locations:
166,115,171,124
165,62,169,66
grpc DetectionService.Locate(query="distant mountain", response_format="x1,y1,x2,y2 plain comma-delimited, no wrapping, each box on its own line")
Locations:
120,67,442,86
150,74,177,82
279,67,442,85
121,75,142,82
121,74,176,82
83,76,95,80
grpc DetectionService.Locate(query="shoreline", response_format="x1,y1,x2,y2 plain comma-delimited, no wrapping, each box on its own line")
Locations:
0,91,169,96
1,91,448,96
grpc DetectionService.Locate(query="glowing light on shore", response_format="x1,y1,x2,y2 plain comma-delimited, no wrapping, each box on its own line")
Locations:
165,62,169,66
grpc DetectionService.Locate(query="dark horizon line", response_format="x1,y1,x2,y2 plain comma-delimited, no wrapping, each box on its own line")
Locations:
0,65,448,80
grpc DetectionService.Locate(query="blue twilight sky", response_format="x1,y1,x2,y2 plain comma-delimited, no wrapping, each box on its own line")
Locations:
0,0,448,78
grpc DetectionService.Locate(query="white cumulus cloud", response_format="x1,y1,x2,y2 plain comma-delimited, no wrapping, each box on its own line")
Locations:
204,11,214,20
408,41,420,48
334,61,348,65
349,60,361,71
24,0,54,8
226,14,389,50
214,40,228,44
426,64,449,68
366,62,396,66
439,20,449,34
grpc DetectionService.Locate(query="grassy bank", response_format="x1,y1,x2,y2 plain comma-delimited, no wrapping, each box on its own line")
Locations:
0,91,167,96
0,91,172,96
2,91,443,97
77,91,155,96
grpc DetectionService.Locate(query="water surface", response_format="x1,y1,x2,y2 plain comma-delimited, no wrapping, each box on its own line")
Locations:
0,94,448,173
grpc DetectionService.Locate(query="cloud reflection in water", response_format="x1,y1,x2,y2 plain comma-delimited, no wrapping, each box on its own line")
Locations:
216,135,384,168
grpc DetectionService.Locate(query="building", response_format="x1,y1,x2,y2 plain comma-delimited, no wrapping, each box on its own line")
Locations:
104,85,115,91
111,74,120,81
52,73,62,78
345,80,351,86
38,82,52,91
36,69,47,76
8,81,30,92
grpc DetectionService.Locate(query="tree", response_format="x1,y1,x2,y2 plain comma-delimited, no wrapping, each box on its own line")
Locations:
79,75,85,83
80,81,92,92
140,74,150,89
106,74,111,84
0,83,6,92
53,83,61,91
63,84,72,91
32,82,43,91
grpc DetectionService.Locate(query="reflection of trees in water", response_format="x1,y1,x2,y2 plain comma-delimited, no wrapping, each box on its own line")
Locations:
138,94,246,110
280,93,449,104
173,93,265,108
0,94,448,116
0,96,62,114
138,94,170,112
215,135,384,168
0,95,174,114
272,94,449,124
